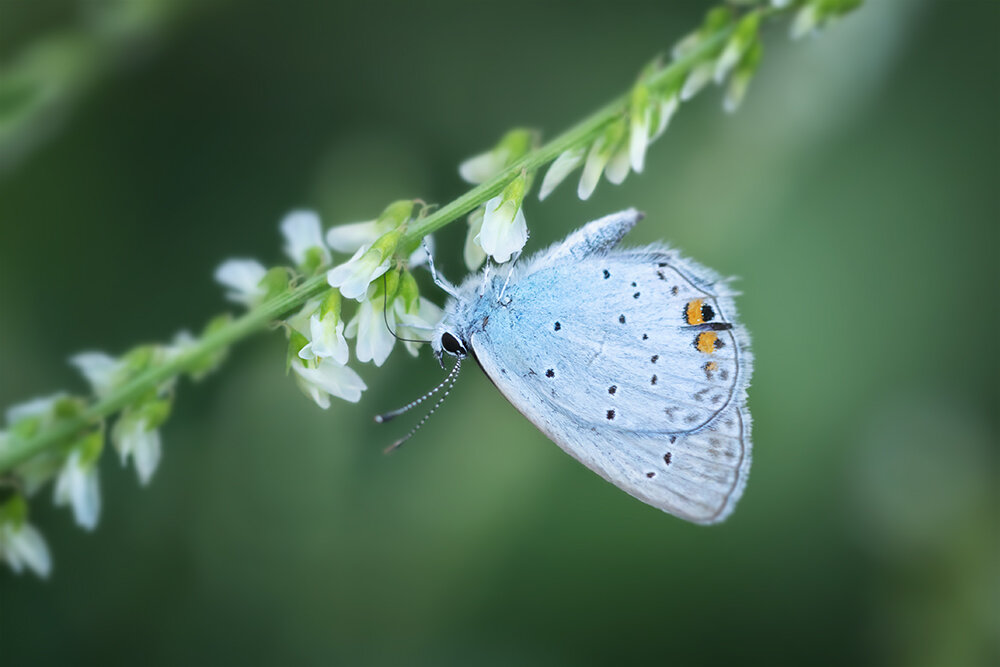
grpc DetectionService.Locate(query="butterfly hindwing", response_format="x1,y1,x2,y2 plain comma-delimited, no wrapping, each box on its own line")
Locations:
469,247,753,523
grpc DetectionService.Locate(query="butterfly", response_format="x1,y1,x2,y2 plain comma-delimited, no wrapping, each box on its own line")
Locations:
387,209,753,524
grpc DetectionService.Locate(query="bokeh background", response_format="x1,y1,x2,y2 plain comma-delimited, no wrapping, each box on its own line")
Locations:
1,1,996,665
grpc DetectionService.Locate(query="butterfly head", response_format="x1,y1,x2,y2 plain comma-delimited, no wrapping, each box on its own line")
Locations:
432,329,468,365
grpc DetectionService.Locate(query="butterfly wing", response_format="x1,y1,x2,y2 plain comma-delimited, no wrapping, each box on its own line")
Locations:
470,248,753,524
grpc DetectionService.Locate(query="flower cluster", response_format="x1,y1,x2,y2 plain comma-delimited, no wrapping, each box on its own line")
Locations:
217,205,441,410
0,325,220,575
455,2,798,268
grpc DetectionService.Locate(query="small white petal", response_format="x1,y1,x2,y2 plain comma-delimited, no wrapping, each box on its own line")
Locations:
215,259,267,306
790,3,820,40
539,147,585,201
724,74,751,114
113,417,162,485
293,359,367,404
281,210,331,267
294,368,332,409
577,138,611,200
680,62,715,101
132,428,161,485
458,149,507,184
54,451,100,531
605,140,631,185
477,196,527,264
69,352,121,397
326,245,392,301
463,208,487,271
713,42,743,84
301,314,350,365
671,32,701,61
2,522,51,577
325,220,379,254
352,296,396,367
5,394,65,426
649,95,680,142
629,108,651,173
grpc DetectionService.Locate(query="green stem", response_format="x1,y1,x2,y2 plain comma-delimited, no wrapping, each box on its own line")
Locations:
0,274,328,471
0,15,760,474
403,27,734,243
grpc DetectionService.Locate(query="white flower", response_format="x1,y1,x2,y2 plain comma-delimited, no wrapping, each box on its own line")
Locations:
477,172,529,264
539,147,585,201
459,148,510,185
69,352,123,398
299,312,349,365
163,330,197,362
680,61,715,101
724,69,751,114
5,393,65,426
112,414,161,485
478,195,527,264
326,200,415,255
578,138,612,201
215,259,268,306
53,449,101,531
292,358,367,407
649,94,680,142
629,106,652,174
281,210,331,268
325,219,380,254
346,287,397,367
327,243,393,301
463,207,488,271
0,519,51,577
458,129,533,185
395,297,443,356
790,2,821,40
604,141,631,185
714,11,761,84
714,40,745,85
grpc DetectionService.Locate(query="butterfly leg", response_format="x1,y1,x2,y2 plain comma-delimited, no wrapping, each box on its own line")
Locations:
422,237,460,298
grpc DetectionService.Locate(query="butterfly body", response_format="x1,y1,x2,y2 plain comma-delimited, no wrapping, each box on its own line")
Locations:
431,209,753,524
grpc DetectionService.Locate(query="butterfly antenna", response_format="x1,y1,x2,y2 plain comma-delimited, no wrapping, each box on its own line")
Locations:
381,273,432,345
379,358,462,454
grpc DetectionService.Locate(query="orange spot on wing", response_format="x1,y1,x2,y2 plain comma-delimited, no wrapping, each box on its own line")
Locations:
696,331,718,354
686,299,705,325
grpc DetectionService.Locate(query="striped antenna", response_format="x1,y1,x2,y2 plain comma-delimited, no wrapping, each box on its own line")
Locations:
379,358,462,454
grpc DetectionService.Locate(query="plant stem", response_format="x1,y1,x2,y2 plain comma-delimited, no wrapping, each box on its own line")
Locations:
0,18,748,474
402,28,734,243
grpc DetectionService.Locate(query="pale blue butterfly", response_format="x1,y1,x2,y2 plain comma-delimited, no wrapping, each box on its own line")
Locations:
380,209,753,524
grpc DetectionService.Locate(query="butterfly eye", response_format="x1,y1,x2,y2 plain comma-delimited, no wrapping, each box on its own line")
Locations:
440,332,467,356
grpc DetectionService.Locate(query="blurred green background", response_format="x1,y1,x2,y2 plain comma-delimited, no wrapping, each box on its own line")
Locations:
0,1,996,665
